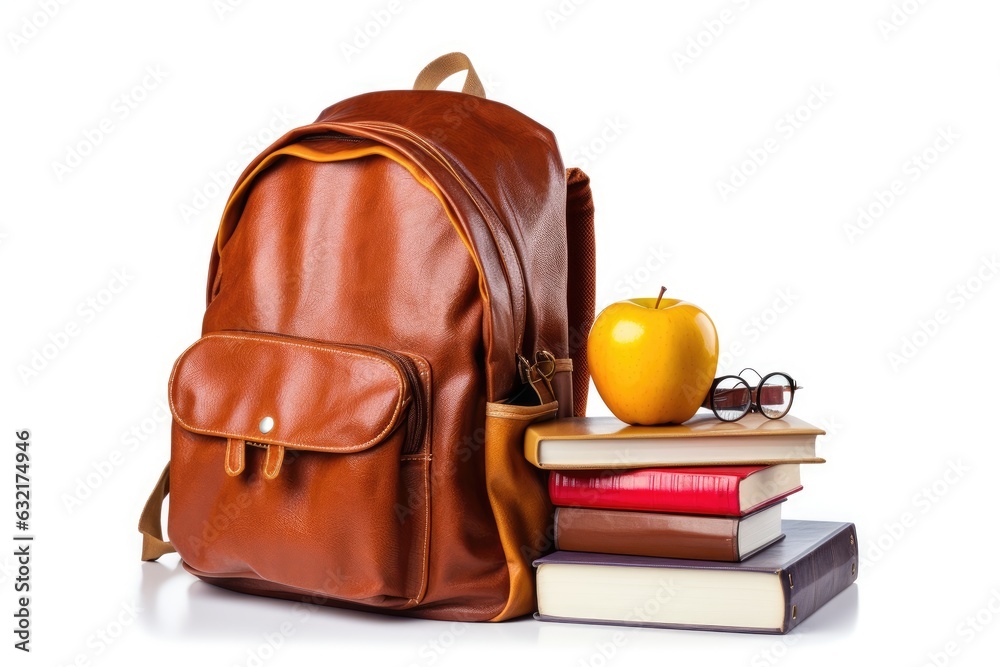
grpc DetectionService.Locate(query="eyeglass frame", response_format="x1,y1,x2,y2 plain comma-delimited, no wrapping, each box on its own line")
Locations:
702,368,800,422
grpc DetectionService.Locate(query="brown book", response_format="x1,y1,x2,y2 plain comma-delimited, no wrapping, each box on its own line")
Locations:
555,502,784,562
524,413,825,470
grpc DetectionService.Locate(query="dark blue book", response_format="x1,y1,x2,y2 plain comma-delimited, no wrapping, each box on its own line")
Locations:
533,519,857,634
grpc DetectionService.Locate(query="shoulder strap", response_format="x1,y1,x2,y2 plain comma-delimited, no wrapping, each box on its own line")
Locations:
565,168,595,418
138,463,175,561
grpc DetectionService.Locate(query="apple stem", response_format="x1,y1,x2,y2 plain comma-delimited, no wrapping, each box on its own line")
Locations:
654,286,667,309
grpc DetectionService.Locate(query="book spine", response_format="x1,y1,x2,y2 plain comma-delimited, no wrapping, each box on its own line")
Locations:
549,469,741,515
782,523,858,633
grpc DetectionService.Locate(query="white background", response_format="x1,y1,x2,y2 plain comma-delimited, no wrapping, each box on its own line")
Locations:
2,0,999,665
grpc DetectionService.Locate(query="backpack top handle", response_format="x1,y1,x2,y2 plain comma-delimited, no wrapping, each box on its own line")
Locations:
413,52,486,98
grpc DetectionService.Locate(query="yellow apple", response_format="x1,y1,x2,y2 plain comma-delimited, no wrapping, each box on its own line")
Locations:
588,288,719,425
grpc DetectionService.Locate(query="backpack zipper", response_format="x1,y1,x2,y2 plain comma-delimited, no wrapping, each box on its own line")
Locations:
299,133,366,143
240,124,527,368
345,344,426,456
343,120,527,358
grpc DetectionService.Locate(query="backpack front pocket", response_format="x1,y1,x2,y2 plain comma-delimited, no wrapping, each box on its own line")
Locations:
166,331,431,608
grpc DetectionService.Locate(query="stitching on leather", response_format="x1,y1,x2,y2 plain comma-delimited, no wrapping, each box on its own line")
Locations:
262,445,283,480
395,349,432,604
407,453,431,606
169,333,405,452
225,438,245,476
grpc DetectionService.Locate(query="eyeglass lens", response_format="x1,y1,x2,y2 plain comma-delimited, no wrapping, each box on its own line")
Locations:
759,373,794,418
712,377,752,421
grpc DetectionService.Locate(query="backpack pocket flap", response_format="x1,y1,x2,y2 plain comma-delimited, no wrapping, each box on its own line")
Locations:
168,332,411,453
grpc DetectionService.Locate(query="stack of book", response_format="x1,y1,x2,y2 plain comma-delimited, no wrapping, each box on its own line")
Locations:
524,413,857,634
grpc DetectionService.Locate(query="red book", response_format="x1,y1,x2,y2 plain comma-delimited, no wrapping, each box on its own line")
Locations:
548,464,802,516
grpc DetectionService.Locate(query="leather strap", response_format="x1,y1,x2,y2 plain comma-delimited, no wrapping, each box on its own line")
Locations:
413,52,486,98
550,358,575,418
519,353,573,407
138,463,175,561
225,438,245,476
262,444,285,480
565,168,595,418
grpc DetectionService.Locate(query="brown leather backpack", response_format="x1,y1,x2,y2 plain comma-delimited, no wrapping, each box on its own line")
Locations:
139,53,595,621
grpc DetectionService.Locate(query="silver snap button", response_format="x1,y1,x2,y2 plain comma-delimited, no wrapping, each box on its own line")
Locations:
259,416,274,434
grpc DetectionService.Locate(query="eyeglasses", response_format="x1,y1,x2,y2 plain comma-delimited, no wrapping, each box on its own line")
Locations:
702,368,800,422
